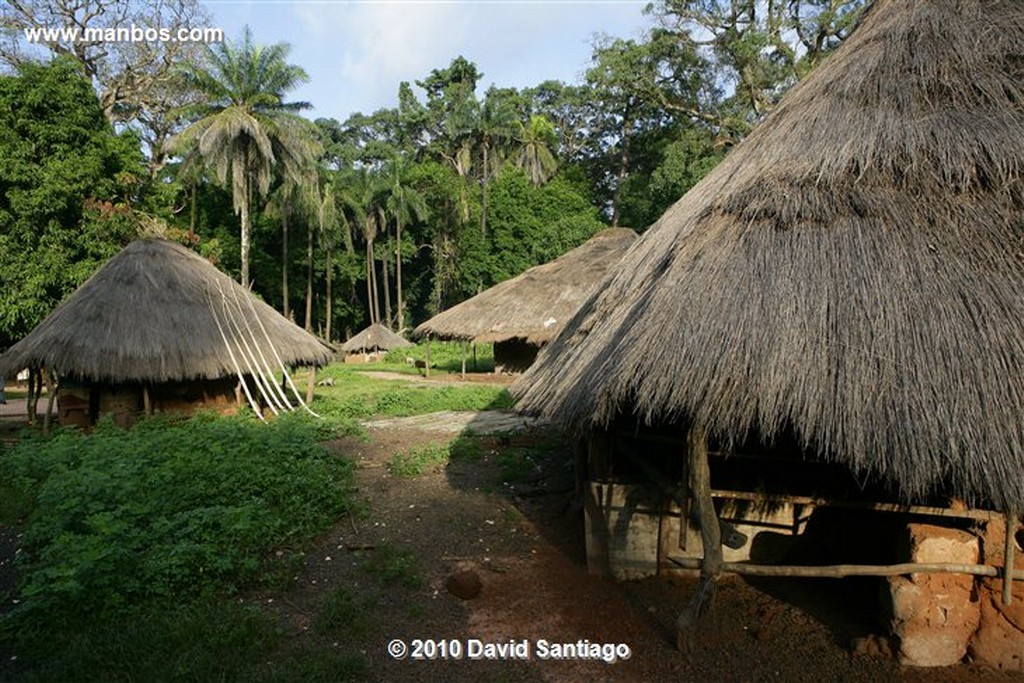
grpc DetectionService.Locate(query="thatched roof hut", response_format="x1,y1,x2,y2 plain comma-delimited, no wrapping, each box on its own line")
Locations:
414,228,637,372
513,0,1024,513
0,239,331,424
340,323,412,355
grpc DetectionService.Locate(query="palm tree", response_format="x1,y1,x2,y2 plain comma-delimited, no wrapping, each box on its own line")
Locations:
515,115,559,187
474,90,518,236
384,156,429,333
168,26,320,287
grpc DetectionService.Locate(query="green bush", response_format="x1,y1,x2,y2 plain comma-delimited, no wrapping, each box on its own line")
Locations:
0,412,356,637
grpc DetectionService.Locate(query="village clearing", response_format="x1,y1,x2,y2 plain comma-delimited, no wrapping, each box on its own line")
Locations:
0,368,1021,681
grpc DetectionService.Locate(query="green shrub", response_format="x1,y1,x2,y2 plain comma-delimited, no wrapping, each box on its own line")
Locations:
0,412,356,637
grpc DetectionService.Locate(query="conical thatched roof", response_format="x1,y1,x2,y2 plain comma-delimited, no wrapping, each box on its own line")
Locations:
513,0,1024,512
0,239,332,383
340,323,412,353
414,228,638,344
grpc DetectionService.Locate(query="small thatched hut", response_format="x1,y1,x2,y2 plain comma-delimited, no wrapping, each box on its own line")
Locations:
414,228,637,372
513,0,1024,661
339,323,412,363
0,239,331,427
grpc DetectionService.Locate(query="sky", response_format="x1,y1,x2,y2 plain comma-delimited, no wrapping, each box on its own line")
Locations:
202,0,652,121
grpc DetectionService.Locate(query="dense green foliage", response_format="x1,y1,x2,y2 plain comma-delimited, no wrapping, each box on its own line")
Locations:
0,413,356,651
0,58,144,347
1,2,866,347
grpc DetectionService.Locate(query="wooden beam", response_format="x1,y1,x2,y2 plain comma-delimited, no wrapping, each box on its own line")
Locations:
710,489,1001,522
667,555,1024,580
1005,512,1018,606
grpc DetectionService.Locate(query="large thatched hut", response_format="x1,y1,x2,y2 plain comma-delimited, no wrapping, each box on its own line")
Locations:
513,0,1024,665
339,323,412,363
414,228,637,372
0,239,331,427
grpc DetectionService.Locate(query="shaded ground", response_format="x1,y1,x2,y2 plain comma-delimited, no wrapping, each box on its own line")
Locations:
252,418,1023,682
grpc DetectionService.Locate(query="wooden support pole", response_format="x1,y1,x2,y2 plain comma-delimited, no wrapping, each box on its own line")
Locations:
461,342,467,379
667,556,1024,580
305,367,316,405
42,369,56,435
1004,512,1017,606
676,426,721,650
142,383,152,416
425,339,431,378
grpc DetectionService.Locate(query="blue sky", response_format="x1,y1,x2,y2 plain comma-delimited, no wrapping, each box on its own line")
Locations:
203,1,651,121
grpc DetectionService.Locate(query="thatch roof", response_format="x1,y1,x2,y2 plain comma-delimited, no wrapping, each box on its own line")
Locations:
0,239,332,383
513,0,1024,512
340,323,412,353
414,228,638,344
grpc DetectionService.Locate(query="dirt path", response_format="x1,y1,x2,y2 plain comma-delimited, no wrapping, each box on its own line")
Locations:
362,410,545,435
257,425,1022,683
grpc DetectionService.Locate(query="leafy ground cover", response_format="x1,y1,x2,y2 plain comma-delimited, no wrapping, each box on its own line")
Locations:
0,412,360,681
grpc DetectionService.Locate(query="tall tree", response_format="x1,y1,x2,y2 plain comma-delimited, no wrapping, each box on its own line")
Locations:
0,58,144,348
168,27,320,288
648,0,866,132
0,0,212,177
383,156,429,333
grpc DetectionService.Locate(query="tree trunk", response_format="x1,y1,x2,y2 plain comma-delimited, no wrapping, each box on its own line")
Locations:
189,181,197,239
282,207,290,318
368,240,380,325
365,246,376,325
305,219,314,332
325,245,333,342
382,244,393,328
396,219,404,333
610,106,633,229
240,174,251,287
481,143,489,237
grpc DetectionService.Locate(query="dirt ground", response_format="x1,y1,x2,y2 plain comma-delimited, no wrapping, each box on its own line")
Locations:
253,420,1024,683
2,394,1022,682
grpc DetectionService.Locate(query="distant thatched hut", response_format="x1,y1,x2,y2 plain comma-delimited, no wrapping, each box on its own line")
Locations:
513,0,1024,658
339,323,412,363
414,228,637,373
0,239,331,427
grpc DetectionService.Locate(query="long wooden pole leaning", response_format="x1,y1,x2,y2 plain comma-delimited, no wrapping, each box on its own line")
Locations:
676,426,722,651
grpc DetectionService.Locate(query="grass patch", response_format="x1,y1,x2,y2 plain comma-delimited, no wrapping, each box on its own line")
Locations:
0,411,359,676
383,340,497,374
388,442,450,476
312,364,514,422
314,588,376,637
361,544,422,589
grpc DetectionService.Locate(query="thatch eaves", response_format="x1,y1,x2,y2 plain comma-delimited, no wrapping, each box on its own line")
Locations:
512,0,1024,512
340,323,412,353
0,239,332,383
413,228,638,345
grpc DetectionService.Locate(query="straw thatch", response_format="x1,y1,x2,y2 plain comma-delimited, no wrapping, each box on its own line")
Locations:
513,0,1024,512
340,323,412,354
0,239,332,382
413,228,637,344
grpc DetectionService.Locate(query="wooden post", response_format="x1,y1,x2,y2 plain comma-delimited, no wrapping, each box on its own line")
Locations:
473,344,478,372
676,425,721,650
425,340,431,378
461,342,467,379
42,369,56,435
142,383,152,416
1005,512,1017,606
305,367,316,405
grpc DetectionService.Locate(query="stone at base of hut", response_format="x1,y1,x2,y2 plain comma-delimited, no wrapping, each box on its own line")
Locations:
446,568,482,600
889,524,980,667
851,634,893,659
968,578,1024,671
